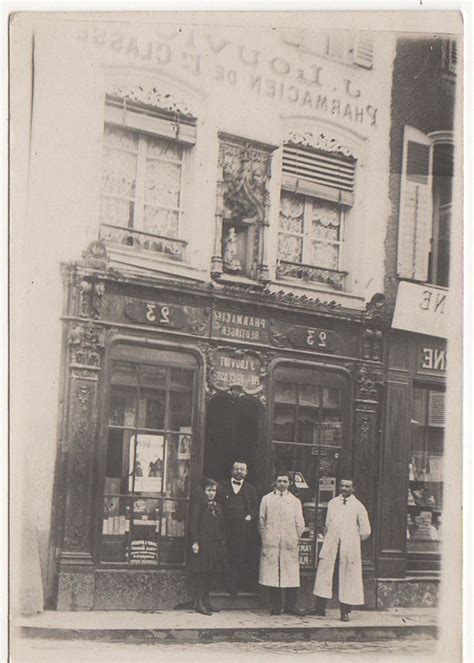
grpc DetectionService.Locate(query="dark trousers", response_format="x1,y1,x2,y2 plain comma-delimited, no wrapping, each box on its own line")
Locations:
193,572,210,604
269,587,298,612
315,546,351,615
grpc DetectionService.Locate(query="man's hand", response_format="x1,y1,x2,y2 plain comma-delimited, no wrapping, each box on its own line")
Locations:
192,542,199,554
245,514,252,521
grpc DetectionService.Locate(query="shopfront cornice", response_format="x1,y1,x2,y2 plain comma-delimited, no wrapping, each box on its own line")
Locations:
63,258,388,328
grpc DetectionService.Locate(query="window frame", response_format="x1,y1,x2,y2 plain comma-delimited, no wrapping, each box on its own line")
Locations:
99,97,197,262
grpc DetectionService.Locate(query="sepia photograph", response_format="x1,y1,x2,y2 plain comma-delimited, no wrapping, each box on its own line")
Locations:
7,8,465,662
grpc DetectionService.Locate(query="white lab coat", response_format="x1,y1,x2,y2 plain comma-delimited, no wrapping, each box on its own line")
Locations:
313,494,371,605
258,490,305,588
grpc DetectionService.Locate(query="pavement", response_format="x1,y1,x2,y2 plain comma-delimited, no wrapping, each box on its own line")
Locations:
16,607,438,644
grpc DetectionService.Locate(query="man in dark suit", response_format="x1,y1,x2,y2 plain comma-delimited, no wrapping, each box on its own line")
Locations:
220,460,258,597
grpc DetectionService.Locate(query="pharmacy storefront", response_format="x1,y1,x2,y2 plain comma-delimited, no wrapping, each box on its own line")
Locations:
53,253,386,610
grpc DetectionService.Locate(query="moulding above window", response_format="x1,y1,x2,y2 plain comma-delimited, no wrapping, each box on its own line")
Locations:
106,82,196,118
284,130,355,158
428,130,454,145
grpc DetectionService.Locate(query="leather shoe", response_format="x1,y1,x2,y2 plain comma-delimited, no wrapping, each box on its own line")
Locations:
283,607,307,617
270,608,281,616
340,613,350,622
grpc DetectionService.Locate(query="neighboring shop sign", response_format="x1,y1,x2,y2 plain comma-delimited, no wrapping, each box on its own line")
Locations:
392,281,448,338
209,347,264,394
418,345,447,373
298,540,314,567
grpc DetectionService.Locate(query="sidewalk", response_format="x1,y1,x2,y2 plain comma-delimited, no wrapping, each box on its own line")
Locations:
17,607,438,644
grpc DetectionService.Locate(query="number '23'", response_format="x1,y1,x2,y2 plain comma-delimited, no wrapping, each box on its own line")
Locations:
306,329,327,347
145,304,171,324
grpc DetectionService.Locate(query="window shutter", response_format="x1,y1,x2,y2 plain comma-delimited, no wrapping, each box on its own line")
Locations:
352,34,374,69
282,145,356,205
428,391,445,428
397,126,433,281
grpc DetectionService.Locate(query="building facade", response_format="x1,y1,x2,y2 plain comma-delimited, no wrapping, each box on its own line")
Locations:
376,35,459,607
11,15,460,614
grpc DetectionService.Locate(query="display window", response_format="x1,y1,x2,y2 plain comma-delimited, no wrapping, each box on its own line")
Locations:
407,385,444,554
271,365,348,568
100,345,197,566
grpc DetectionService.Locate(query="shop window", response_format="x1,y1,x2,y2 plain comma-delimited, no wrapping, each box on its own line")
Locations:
271,366,348,569
397,128,453,287
407,386,444,554
276,144,356,290
99,96,197,261
100,345,197,567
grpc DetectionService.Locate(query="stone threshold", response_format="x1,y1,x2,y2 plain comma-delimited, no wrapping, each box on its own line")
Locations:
17,608,438,644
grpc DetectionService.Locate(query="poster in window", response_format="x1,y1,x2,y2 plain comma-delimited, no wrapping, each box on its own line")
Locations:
129,434,165,493
178,429,192,460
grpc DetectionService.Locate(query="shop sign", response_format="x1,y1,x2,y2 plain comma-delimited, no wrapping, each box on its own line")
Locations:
286,325,339,353
209,348,264,394
392,282,448,338
212,309,269,344
125,299,208,334
418,346,447,373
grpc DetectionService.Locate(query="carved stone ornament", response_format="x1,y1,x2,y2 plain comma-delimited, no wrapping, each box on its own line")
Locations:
346,363,384,401
362,328,383,362
82,240,108,270
78,277,106,320
364,292,386,321
68,323,106,370
108,84,195,118
219,137,272,226
285,131,355,158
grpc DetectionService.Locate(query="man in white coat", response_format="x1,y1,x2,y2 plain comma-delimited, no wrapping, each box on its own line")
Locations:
311,478,371,621
258,472,306,616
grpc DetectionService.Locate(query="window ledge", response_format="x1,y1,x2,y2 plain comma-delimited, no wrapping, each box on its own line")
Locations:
213,272,266,289
105,243,208,282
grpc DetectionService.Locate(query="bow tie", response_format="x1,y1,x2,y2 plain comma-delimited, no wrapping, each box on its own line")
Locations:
232,480,242,486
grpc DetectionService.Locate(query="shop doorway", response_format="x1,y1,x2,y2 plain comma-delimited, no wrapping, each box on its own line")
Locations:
204,393,260,485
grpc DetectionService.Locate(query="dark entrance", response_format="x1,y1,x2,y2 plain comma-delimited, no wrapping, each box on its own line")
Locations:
204,393,260,485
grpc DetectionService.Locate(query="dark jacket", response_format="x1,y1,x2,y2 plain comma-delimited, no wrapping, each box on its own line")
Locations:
188,497,227,573
219,479,258,524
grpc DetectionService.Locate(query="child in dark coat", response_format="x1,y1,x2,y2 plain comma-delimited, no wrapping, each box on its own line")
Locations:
189,478,227,615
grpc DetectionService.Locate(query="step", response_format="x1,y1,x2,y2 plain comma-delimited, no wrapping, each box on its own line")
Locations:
17,608,438,644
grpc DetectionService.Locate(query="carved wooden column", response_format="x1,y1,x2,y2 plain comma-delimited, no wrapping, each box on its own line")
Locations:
56,321,105,610
57,258,107,610
346,362,384,608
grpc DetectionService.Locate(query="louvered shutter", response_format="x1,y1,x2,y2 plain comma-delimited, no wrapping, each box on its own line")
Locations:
397,126,433,281
428,391,445,428
352,34,374,69
282,145,356,206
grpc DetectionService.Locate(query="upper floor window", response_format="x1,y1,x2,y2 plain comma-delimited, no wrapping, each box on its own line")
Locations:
276,142,356,291
397,127,453,287
99,96,197,261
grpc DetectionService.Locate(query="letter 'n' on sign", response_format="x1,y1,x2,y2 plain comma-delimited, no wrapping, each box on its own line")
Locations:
397,125,433,282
